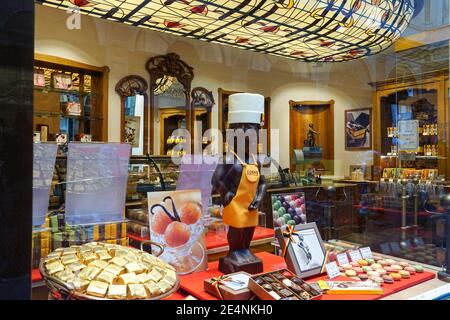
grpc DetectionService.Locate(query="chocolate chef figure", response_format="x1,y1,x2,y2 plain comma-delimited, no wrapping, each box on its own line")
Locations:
212,93,267,274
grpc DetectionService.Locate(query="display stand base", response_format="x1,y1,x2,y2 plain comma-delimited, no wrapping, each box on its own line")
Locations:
437,271,450,283
219,250,263,275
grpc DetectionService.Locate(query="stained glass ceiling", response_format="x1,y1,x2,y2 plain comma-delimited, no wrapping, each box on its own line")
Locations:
36,0,415,62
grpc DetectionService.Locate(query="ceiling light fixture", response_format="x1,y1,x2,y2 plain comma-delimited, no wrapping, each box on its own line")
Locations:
38,0,415,62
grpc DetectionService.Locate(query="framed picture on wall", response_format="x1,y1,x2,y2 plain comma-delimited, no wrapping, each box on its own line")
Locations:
345,108,372,150
124,116,141,148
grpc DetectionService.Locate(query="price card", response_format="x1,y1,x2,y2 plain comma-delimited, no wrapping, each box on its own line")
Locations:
349,250,363,262
359,247,373,259
336,253,350,266
325,261,341,280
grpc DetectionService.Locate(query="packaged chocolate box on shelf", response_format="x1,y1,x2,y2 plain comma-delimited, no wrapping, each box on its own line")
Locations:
32,230,51,268
204,272,253,300
40,242,179,300
51,222,127,250
248,269,322,301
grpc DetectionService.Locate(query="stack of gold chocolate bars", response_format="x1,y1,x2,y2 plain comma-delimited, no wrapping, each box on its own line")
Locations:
42,242,178,300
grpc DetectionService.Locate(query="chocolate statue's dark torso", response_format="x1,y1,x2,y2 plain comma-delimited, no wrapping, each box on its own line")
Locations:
211,124,267,274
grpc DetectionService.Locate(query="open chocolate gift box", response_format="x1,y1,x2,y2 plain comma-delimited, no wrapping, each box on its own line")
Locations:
248,269,322,301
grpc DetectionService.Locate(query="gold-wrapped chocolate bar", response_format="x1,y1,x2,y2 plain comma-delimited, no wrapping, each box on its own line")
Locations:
92,246,107,253
125,262,143,274
107,285,127,299
86,280,109,298
79,245,91,254
165,270,177,286
96,270,115,284
97,251,112,261
138,262,150,272
46,251,62,259
67,277,90,291
148,269,163,282
55,270,75,282
157,279,172,294
137,272,153,284
119,272,139,285
66,261,86,273
79,266,101,281
89,259,108,270
144,282,160,297
81,251,97,264
62,247,77,256
46,260,65,275
104,264,124,276
110,257,127,267
124,253,138,262
44,255,60,265
61,254,78,265
128,284,148,299
114,249,129,258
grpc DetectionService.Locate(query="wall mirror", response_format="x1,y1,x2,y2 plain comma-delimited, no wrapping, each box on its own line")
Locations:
115,75,149,155
191,87,214,155
146,53,194,155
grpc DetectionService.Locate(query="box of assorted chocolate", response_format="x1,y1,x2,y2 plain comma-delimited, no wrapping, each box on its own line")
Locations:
204,272,253,300
248,269,322,301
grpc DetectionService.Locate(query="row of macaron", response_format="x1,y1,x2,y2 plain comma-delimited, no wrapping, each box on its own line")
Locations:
338,258,424,285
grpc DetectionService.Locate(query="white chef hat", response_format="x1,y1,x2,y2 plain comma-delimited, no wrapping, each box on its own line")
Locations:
228,93,264,124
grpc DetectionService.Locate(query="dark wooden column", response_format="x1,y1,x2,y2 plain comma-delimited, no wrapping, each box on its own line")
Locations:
0,0,34,299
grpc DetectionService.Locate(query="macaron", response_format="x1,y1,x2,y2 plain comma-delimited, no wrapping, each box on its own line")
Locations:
399,262,409,268
353,267,365,274
362,266,372,273
386,259,396,265
414,265,424,273
350,261,360,268
384,267,396,273
404,267,416,275
342,264,353,270
367,271,380,277
358,259,369,267
371,263,383,270
345,270,357,277
378,260,389,266
399,270,410,279
366,258,375,265
358,274,369,281
377,269,388,276
371,276,384,285
390,273,402,281
391,265,403,271
382,275,394,284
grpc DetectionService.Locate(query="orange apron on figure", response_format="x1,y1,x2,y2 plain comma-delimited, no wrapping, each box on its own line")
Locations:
222,152,260,228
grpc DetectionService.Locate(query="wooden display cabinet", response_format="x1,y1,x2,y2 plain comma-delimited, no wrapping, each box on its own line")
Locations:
218,88,271,153
33,54,109,142
159,107,212,155
371,71,449,179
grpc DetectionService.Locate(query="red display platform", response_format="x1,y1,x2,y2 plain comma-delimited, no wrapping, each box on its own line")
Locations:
32,268,42,283
179,252,436,301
